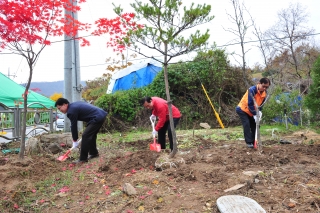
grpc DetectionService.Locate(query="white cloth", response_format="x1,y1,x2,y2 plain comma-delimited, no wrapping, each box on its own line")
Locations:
150,114,156,121
254,111,262,122
72,141,80,149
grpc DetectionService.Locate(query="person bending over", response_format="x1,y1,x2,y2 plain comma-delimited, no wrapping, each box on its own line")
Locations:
236,78,270,148
140,96,181,152
55,98,107,164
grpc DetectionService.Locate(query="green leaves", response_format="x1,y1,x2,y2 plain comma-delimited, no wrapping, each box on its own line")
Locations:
92,48,253,131
304,56,320,116
114,0,214,58
95,88,150,124
182,3,213,25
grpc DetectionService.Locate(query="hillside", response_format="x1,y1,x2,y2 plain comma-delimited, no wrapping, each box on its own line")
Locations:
21,81,86,98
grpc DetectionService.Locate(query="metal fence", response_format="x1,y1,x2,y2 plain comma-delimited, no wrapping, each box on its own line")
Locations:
0,102,55,141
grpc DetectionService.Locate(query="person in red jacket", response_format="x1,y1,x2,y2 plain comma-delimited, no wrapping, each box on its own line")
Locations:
140,96,181,151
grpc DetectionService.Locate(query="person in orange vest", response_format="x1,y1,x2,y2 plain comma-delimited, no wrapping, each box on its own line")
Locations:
140,96,181,152
236,78,270,148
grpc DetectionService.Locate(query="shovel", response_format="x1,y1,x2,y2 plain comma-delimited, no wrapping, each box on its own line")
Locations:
254,127,258,149
57,138,81,161
150,118,161,152
254,113,262,149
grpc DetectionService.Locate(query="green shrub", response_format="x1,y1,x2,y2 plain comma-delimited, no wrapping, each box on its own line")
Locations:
304,56,320,116
95,48,249,131
95,87,150,122
263,86,302,126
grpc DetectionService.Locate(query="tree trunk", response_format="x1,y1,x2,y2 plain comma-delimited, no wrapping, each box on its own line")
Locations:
19,63,33,159
163,43,177,157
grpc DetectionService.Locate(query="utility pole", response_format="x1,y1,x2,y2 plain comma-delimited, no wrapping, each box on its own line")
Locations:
72,4,82,103
63,0,83,132
63,0,73,132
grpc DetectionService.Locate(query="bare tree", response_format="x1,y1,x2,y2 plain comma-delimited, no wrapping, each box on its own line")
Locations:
250,16,276,73
225,0,269,150
224,0,252,84
265,2,314,82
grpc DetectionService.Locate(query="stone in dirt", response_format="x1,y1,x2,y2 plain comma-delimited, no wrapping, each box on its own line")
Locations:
155,152,185,170
217,195,266,213
25,133,73,155
242,170,262,176
122,183,137,195
223,184,246,192
200,123,211,129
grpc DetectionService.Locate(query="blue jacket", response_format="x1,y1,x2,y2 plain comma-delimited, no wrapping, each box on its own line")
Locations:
67,101,107,141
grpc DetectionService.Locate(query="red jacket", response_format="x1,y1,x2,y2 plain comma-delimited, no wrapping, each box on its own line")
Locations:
151,97,181,131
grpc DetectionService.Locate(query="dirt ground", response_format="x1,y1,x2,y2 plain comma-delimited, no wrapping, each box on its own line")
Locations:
1,129,320,213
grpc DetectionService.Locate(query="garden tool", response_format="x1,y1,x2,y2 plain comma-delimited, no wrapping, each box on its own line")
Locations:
149,117,161,152
254,127,258,149
254,112,262,149
57,138,81,161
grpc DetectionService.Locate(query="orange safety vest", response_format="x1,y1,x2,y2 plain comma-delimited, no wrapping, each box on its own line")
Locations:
238,85,267,116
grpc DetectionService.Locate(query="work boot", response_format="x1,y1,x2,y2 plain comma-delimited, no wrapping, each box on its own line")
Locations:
72,159,88,165
88,154,99,160
246,143,254,148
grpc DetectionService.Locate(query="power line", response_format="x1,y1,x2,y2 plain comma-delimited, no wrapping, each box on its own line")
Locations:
77,32,320,68
1,32,319,69
215,32,320,48
50,31,320,47
79,56,161,68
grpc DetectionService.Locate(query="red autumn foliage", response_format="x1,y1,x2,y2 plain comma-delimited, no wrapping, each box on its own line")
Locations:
58,186,70,193
0,0,91,159
93,13,143,52
0,0,91,48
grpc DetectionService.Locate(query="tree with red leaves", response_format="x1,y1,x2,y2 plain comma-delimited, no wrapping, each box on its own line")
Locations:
0,0,90,159
92,12,142,53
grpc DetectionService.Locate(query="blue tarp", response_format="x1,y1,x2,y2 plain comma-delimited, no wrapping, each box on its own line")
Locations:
112,64,162,92
274,92,302,126
107,59,163,94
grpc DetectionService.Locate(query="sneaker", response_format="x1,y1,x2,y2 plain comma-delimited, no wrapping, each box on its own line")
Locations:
246,143,254,148
88,154,99,160
72,159,88,165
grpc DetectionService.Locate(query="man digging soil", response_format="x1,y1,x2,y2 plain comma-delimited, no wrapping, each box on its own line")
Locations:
140,96,181,153
236,78,270,148
55,98,107,164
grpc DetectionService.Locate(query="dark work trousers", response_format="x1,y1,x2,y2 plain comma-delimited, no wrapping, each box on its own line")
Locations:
157,118,180,151
79,119,105,160
236,109,256,144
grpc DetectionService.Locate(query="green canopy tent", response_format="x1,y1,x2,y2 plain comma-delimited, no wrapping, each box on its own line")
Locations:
0,72,55,108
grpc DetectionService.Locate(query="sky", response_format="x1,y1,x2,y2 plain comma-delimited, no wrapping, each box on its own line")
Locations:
0,0,319,84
